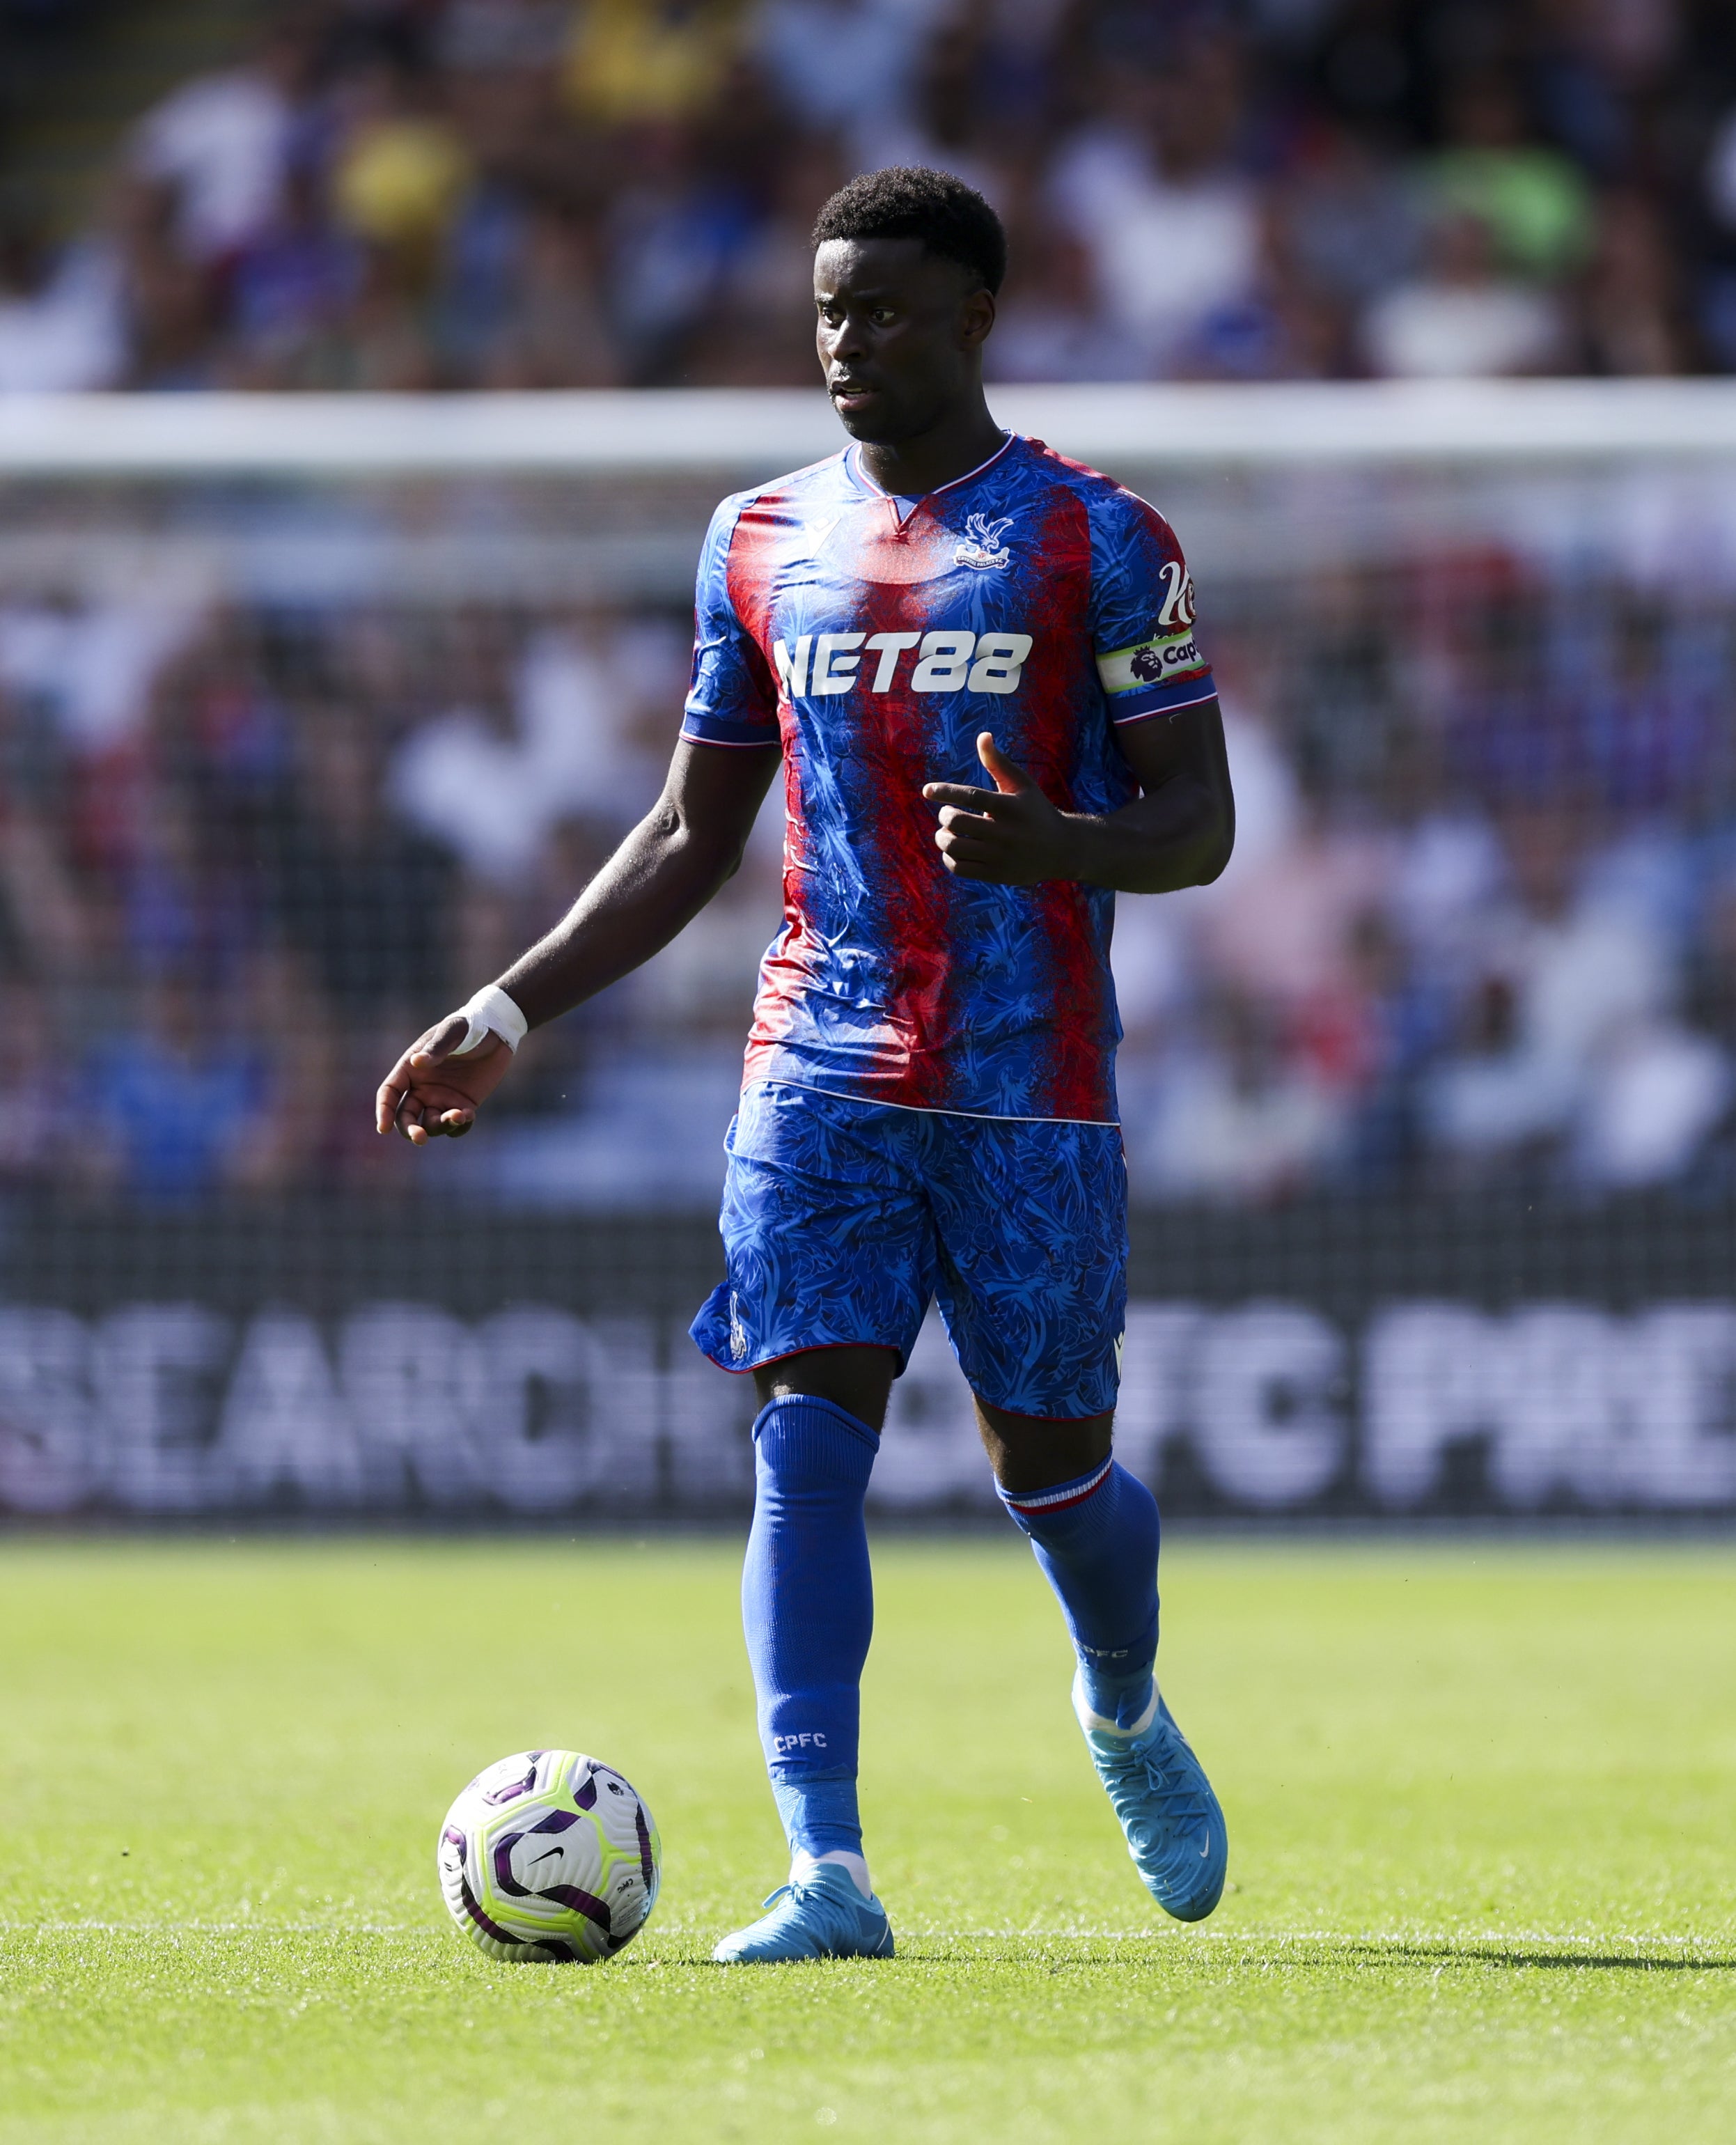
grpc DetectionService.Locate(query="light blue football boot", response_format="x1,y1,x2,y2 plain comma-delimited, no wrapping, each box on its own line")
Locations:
1073,1671,1228,1922
712,1861,895,1964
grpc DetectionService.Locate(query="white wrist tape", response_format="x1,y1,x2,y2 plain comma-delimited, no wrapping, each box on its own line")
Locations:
451,984,528,1056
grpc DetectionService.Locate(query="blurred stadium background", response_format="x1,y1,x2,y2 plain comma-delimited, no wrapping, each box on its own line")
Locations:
1,0,1735,1527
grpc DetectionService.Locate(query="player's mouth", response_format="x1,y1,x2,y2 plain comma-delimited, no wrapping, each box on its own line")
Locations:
828,377,880,416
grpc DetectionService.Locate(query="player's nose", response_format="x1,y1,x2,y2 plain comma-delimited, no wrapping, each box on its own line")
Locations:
825,311,871,366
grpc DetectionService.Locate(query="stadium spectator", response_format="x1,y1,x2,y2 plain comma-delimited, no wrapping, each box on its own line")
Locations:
1362,210,1570,377
0,524,1728,1206
602,116,756,382
985,214,1147,383
1574,1011,1731,1186
1426,70,1594,284
81,976,271,1205
866,12,1013,208
224,156,362,386
565,0,742,125
0,206,124,391
1132,983,1347,1202
750,0,928,169
7,0,1736,391
388,614,658,888
1048,40,1264,376
270,711,453,1021
6,0,1736,1210
127,15,317,265
1423,805,1680,1183
471,200,623,384
1280,122,1423,317
0,802,92,978
110,169,225,388
1578,188,1691,375
0,588,200,757
691,133,847,381
329,66,472,263
0,978,65,1187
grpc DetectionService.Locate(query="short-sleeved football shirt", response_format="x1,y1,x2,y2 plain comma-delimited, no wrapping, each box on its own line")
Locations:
682,431,1216,1124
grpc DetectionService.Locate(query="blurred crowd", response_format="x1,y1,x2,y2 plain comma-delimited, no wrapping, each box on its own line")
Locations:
5,512,1736,1208
1117,561,1736,1199
8,0,1736,391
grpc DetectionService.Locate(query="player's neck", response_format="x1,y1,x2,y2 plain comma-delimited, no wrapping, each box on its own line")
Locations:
853,399,1008,501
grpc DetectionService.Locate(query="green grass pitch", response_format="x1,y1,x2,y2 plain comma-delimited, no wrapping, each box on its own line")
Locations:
1,1538,1733,2144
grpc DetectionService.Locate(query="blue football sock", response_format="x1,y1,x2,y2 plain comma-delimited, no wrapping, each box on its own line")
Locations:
742,1394,879,1863
999,1456,1160,1729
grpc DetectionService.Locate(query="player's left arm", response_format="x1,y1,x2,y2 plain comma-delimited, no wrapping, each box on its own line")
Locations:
923,705,1234,893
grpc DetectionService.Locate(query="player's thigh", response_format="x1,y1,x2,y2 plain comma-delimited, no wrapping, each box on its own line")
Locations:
689,1082,935,1397
925,1114,1128,1424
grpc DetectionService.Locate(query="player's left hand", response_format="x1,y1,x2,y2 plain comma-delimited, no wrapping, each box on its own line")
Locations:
922,733,1079,884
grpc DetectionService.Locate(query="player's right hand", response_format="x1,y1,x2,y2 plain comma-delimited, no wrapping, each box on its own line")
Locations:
375,1013,516,1145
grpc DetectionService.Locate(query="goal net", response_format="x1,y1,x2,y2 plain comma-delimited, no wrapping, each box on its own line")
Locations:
2,382,1733,1523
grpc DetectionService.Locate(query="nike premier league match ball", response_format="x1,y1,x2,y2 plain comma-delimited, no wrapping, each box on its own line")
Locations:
437,1749,661,1963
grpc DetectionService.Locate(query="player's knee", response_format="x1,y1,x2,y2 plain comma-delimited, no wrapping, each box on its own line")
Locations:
753,1346,898,1433
973,1400,1113,1495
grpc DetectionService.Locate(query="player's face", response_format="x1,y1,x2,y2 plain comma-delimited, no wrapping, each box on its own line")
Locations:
813,237,994,445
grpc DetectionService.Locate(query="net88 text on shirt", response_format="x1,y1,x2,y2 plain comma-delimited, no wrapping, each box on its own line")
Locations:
773,630,1034,698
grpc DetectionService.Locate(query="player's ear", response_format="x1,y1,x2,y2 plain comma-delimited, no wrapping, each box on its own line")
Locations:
958,285,996,350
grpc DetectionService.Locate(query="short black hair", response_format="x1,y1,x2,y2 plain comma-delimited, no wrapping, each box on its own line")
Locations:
812,166,1008,295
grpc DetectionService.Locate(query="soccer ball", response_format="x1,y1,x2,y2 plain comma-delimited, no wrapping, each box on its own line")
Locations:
437,1749,661,1963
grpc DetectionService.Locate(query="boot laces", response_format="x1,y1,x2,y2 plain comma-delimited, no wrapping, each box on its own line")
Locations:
1100,1731,1212,1852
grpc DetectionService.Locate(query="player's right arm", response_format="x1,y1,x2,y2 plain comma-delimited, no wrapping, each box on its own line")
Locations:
375,735,778,1144
380,492,781,1145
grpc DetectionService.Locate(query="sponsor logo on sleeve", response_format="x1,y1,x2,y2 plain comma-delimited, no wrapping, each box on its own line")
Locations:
1156,561,1196,627
1097,627,1209,699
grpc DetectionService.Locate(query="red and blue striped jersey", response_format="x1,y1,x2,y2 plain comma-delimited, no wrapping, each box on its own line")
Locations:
682,431,1216,1123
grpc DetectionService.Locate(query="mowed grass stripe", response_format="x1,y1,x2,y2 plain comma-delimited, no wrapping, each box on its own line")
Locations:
1,1539,1733,2143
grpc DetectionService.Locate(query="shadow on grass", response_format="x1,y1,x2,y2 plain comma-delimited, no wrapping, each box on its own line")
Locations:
1351,1942,1735,1974
884,1935,1736,1979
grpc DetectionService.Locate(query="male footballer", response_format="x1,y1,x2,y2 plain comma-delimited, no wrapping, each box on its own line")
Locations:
378,166,1236,1961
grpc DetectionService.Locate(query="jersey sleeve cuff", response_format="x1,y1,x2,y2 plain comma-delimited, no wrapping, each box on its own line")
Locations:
681,712,781,748
1108,672,1219,724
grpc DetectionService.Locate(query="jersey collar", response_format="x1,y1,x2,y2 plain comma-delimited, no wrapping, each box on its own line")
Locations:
847,431,1017,524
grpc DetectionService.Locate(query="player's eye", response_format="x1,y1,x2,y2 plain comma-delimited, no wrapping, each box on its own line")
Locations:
870,308,896,325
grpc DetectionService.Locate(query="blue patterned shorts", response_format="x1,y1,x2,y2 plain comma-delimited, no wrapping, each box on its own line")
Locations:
689,1080,1127,1420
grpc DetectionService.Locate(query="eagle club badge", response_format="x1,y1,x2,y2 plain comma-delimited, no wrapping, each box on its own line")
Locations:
954,513,1015,570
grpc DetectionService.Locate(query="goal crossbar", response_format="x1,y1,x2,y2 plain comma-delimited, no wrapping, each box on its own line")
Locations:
2,380,1736,476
